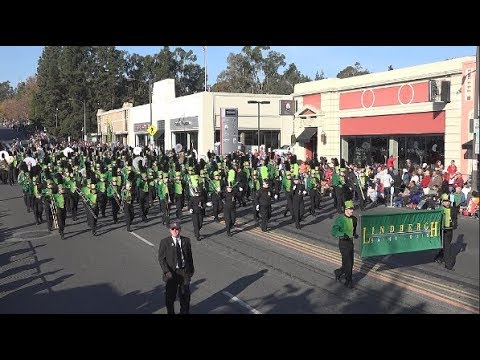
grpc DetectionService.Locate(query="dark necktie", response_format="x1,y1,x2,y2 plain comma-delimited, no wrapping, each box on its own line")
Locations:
176,239,184,268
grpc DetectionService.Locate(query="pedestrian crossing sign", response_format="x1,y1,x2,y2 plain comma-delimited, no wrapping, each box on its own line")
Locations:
147,125,157,136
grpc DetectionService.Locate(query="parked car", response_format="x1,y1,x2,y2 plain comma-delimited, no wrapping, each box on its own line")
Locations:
273,145,293,156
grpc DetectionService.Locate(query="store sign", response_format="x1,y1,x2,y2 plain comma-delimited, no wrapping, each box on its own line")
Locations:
280,100,295,115
220,108,238,155
134,122,150,132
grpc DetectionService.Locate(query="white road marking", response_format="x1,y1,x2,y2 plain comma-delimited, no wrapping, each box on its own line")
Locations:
131,232,155,247
222,291,262,314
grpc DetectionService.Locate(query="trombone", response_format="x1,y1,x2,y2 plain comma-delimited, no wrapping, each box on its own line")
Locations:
205,175,221,194
75,188,98,220
112,186,123,212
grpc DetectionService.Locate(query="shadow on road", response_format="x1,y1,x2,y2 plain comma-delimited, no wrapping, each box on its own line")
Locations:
192,269,268,314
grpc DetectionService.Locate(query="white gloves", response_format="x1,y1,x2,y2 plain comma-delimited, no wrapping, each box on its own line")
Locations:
274,194,278,200
293,185,297,190
189,209,194,214
303,190,307,195
239,187,243,191
256,205,260,211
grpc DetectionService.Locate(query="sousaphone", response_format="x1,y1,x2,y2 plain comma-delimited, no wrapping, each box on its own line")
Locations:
133,156,147,171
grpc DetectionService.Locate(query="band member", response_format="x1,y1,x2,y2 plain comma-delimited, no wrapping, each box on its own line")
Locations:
332,168,345,213
188,188,204,241
223,183,237,237
331,200,358,289
64,170,77,220
42,179,55,232
96,174,108,218
53,184,66,240
173,171,185,220
291,175,306,230
156,173,171,226
137,172,150,222
32,175,44,225
308,171,321,216
250,170,261,222
86,183,99,236
434,193,458,270
256,180,272,232
122,181,134,232
209,171,224,222
107,177,121,223
282,171,293,217
18,163,31,212
235,165,247,206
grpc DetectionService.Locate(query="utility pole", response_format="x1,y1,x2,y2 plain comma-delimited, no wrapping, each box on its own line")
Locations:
472,46,479,191
203,46,207,91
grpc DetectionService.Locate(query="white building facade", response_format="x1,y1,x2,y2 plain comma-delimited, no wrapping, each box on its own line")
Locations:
114,79,294,157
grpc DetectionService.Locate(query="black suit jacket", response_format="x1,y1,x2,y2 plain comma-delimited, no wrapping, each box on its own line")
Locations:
158,235,195,279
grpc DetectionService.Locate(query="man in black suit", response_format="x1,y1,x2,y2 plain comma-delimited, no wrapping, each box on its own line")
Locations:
158,221,195,314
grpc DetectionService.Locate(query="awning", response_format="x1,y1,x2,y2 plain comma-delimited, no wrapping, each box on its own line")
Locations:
462,139,473,149
296,127,317,143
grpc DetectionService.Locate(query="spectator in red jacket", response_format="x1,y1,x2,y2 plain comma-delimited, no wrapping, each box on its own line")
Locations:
386,155,398,169
447,160,457,177
453,172,464,189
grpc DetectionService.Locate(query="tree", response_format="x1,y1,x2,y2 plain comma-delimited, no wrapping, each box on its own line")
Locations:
212,46,310,95
90,46,127,111
0,81,14,102
315,70,326,80
32,46,64,134
336,62,370,79
171,48,205,96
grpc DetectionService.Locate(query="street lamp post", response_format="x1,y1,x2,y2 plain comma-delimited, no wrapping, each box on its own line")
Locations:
69,98,87,141
55,107,58,129
248,100,270,151
149,79,153,146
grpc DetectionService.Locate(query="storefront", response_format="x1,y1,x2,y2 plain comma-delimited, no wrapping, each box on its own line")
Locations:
341,111,446,167
134,122,150,147
292,56,476,178
170,116,199,153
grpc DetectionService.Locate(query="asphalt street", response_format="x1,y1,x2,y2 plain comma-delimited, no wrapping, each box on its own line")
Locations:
0,183,478,314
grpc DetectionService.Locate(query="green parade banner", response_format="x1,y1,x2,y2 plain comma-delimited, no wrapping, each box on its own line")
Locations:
360,209,443,258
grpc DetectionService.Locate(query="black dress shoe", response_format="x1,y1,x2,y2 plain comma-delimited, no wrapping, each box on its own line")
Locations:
344,280,353,289
334,269,345,282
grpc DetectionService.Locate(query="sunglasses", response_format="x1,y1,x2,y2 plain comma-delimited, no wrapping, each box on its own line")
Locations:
170,227,179,231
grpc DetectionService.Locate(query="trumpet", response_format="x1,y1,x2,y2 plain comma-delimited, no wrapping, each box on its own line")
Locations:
75,188,98,220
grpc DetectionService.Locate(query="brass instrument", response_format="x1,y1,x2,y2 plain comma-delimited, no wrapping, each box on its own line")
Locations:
75,188,98,220
354,172,366,201
205,175,221,194
112,186,123,212
186,174,196,197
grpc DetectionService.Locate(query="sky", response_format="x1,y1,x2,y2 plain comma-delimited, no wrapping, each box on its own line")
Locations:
0,46,476,89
